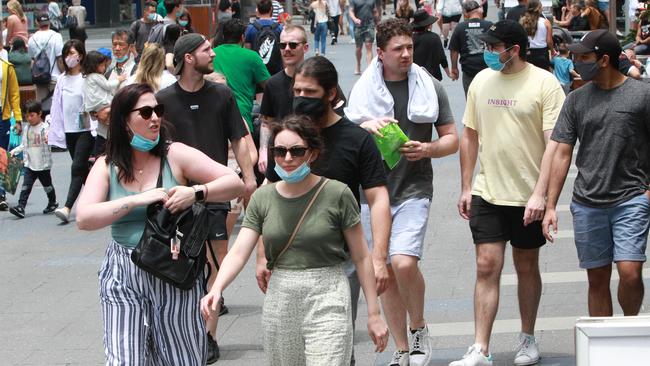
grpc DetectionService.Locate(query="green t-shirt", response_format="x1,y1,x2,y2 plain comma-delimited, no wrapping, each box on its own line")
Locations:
212,44,270,130
242,178,360,270
157,0,167,17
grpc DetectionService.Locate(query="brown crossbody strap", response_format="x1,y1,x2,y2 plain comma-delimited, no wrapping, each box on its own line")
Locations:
274,178,329,267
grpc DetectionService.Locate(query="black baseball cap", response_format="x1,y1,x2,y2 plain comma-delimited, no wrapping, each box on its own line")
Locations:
411,9,438,28
478,20,528,50
173,33,208,75
36,13,49,24
462,0,481,13
567,29,621,57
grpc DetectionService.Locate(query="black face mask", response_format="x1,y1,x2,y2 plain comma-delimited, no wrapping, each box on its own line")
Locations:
292,96,327,120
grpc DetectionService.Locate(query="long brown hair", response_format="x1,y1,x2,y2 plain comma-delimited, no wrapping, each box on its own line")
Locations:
520,0,542,37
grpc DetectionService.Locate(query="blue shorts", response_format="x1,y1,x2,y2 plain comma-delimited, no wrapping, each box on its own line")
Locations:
597,1,609,11
360,197,431,261
570,194,650,269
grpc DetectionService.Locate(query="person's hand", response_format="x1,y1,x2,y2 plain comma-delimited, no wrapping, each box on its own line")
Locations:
367,313,389,352
132,187,168,207
360,118,395,136
353,17,362,25
117,73,127,83
373,258,389,296
457,190,472,220
241,178,257,207
200,290,222,321
96,107,111,125
255,256,272,293
542,207,558,242
13,122,22,135
164,185,196,213
450,68,459,80
399,140,429,161
258,147,268,173
523,193,546,226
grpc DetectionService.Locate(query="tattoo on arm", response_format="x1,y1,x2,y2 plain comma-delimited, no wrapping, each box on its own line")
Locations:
113,204,129,215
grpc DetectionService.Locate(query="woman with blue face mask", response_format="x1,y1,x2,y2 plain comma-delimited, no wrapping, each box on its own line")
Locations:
201,114,389,365
76,83,245,365
178,10,195,35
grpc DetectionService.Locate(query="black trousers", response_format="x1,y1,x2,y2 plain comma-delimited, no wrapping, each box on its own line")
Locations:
64,131,94,209
330,14,340,40
18,168,56,208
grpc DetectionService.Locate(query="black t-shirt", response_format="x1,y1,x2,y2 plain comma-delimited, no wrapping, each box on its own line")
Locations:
413,31,448,81
266,117,387,205
448,18,492,77
156,81,247,165
568,15,590,31
506,4,526,21
260,70,293,121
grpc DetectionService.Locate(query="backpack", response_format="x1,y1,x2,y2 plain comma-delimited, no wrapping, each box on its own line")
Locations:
147,22,169,44
64,13,78,29
31,34,55,85
252,21,282,75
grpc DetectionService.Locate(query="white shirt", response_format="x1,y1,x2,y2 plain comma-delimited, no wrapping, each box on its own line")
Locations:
327,0,342,16
11,122,52,171
59,73,87,133
122,70,177,93
28,29,64,82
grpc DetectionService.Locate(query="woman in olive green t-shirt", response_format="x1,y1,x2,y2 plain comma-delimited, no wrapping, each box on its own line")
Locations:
201,115,389,364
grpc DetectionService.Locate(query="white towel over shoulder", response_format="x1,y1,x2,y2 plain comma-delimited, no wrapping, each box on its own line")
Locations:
344,57,439,124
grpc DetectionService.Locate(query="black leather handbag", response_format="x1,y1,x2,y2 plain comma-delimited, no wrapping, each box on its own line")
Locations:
131,157,210,290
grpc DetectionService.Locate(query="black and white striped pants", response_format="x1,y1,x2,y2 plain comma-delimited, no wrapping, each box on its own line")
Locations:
98,240,206,366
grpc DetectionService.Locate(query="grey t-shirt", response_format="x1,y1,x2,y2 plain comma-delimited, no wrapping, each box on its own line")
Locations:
551,78,650,207
350,0,376,24
384,77,454,204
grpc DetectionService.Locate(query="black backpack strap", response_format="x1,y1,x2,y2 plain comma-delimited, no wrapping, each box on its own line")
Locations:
253,21,262,31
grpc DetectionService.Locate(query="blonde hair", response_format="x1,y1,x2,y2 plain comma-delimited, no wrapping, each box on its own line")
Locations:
520,0,542,37
7,0,26,22
134,43,165,92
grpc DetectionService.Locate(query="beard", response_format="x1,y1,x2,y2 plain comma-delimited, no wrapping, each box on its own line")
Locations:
194,62,214,75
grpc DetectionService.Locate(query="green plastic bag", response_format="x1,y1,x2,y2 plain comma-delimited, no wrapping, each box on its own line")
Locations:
0,149,22,195
373,123,409,169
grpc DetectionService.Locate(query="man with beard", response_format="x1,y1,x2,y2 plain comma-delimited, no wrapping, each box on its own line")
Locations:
155,33,256,364
257,56,392,366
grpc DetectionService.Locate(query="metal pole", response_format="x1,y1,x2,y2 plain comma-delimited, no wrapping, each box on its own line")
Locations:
609,0,617,34
288,0,294,16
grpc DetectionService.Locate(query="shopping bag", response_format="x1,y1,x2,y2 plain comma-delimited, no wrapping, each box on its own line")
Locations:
373,123,409,169
8,117,21,151
0,148,22,195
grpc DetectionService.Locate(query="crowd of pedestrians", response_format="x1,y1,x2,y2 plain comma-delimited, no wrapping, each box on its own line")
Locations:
1,1,649,366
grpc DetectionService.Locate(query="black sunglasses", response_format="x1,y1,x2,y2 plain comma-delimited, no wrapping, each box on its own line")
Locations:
270,146,308,158
279,42,302,50
131,104,165,119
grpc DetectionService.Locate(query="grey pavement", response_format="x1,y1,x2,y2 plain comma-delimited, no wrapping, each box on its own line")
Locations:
2,6,650,366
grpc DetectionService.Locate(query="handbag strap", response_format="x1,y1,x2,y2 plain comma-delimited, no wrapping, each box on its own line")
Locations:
274,178,329,266
155,144,170,188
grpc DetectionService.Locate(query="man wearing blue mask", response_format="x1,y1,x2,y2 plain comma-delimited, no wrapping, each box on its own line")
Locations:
544,30,650,318
130,1,161,62
453,20,565,366
106,29,137,83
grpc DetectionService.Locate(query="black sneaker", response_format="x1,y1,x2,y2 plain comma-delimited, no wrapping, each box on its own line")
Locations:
43,202,59,214
219,297,229,316
0,197,7,211
206,332,220,364
9,206,25,219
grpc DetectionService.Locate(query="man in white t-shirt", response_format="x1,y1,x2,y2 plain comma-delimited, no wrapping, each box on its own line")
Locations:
27,13,64,103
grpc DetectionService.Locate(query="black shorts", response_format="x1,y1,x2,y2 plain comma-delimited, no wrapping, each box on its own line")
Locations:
469,195,545,249
207,204,230,241
442,14,461,24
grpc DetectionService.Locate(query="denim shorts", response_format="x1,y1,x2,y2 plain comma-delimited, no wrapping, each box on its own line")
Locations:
570,194,650,269
360,197,431,261
597,0,609,11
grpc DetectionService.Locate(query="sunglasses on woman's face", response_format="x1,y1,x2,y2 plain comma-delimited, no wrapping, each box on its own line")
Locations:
131,104,165,120
270,145,308,158
279,42,302,50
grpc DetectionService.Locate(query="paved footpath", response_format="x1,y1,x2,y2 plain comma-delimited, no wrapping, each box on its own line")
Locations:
1,9,649,366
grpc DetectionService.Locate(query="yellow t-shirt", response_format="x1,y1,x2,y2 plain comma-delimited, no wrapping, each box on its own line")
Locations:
463,63,565,207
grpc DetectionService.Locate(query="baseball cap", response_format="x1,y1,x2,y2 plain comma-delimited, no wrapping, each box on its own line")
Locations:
97,47,112,59
478,20,528,50
567,29,621,57
36,13,50,24
173,33,208,75
462,0,481,13
411,9,438,29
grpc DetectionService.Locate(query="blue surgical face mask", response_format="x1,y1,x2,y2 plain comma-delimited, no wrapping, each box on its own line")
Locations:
114,54,129,63
274,155,312,183
483,46,515,72
176,11,184,17
130,131,160,152
147,13,157,21
179,20,189,27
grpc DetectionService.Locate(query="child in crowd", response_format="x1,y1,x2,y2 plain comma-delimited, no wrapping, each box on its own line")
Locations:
82,50,125,156
551,46,580,94
9,101,57,218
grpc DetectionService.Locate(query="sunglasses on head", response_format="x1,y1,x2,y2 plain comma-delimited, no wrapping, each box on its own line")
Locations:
279,42,302,50
131,104,165,120
270,146,308,158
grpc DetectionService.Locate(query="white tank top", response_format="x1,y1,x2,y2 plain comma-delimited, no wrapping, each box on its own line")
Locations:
528,17,548,49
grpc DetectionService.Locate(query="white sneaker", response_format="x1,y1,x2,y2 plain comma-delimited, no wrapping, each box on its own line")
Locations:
389,350,410,366
514,333,539,365
409,326,432,366
54,207,70,223
449,344,493,366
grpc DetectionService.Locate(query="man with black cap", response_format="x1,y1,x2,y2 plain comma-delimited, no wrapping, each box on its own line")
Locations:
543,29,650,318
27,13,64,103
454,20,565,366
411,9,450,81
155,33,256,364
448,0,492,96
